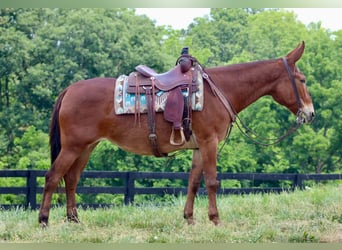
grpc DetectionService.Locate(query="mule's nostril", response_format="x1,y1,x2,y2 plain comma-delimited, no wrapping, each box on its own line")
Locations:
308,112,315,123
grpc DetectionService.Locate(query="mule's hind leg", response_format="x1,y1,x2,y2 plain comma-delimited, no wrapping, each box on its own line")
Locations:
184,150,203,225
64,144,98,223
38,149,81,227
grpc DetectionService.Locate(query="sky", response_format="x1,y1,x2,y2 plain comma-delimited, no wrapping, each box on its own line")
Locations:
135,8,342,31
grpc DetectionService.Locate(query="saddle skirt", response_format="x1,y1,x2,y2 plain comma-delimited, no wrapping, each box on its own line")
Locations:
114,70,204,115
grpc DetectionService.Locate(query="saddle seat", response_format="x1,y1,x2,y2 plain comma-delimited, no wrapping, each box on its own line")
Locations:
132,64,196,92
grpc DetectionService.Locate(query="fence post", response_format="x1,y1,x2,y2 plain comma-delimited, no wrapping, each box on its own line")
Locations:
26,170,37,209
124,172,135,205
294,174,304,190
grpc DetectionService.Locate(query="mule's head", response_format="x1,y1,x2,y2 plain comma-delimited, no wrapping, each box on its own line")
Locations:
272,41,315,124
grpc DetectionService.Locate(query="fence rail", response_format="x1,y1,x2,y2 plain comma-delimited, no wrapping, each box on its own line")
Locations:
0,170,341,210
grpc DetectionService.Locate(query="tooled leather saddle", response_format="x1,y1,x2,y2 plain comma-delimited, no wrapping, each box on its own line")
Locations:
127,49,199,157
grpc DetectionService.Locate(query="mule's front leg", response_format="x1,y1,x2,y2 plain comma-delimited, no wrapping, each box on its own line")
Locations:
204,175,220,225
201,141,220,225
184,150,203,225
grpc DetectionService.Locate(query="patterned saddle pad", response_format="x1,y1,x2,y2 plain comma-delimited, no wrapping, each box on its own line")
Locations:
114,72,204,115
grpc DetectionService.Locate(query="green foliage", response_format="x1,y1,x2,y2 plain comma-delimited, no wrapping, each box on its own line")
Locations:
246,9,308,59
0,8,341,205
13,125,50,170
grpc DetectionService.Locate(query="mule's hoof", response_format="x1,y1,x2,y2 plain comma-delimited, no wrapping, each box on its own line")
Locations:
40,221,48,228
67,215,81,223
186,218,195,225
39,219,48,228
212,218,220,226
38,215,49,228
209,215,220,226
184,213,195,225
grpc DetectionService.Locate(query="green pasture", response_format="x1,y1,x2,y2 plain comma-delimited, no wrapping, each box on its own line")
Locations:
0,184,341,243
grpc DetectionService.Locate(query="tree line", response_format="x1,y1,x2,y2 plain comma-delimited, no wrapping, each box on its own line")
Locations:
0,8,341,186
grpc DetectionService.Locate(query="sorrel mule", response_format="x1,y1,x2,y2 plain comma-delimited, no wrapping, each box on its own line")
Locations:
39,41,314,226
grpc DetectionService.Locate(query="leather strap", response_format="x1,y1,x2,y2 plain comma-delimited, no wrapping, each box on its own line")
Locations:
282,57,302,109
144,78,167,157
201,69,237,122
183,67,195,140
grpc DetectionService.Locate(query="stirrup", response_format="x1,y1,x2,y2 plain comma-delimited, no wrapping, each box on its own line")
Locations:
170,127,186,146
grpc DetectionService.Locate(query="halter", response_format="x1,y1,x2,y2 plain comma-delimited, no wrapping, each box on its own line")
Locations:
202,57,305,147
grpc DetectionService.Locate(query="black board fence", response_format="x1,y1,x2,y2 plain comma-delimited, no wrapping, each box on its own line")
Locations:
0,170,341,210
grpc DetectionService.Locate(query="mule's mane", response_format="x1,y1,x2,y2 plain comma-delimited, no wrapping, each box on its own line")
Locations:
204,58,283,113
207,58,280,76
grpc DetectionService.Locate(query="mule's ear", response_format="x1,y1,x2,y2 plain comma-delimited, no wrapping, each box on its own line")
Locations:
286,41,305,63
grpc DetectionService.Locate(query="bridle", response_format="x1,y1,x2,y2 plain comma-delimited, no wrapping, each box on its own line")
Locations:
282,57,303,109
202,57,305,147
282,57,306,125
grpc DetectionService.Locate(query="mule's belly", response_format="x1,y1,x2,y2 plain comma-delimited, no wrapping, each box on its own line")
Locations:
107,130,199,156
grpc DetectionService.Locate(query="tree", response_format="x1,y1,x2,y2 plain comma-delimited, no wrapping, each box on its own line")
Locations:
0,8,173,169
0,8,340,178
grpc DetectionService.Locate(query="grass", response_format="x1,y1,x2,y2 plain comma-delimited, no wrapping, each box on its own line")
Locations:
0,184,341,243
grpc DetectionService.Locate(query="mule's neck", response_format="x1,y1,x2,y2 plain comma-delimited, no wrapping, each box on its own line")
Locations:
205,59,282,113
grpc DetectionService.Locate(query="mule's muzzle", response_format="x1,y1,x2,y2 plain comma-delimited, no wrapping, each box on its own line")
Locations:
297,105,315,124
305,110,315,124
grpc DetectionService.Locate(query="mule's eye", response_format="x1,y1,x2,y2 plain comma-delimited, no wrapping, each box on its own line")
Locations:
300,79,306,83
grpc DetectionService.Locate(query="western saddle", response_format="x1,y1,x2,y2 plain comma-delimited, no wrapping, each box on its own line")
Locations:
127,48,199,157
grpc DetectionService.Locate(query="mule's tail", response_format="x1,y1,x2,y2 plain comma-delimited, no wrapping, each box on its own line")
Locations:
50,89,68,165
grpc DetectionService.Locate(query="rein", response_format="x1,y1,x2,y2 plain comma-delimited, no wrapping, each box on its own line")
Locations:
201,57,304,147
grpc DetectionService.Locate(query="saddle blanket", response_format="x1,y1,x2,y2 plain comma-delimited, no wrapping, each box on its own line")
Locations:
114,73,204,115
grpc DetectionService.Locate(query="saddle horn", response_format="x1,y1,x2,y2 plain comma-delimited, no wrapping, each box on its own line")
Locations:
179,47,192,73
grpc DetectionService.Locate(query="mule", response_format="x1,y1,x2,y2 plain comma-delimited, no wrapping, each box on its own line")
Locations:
38,41,314,226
